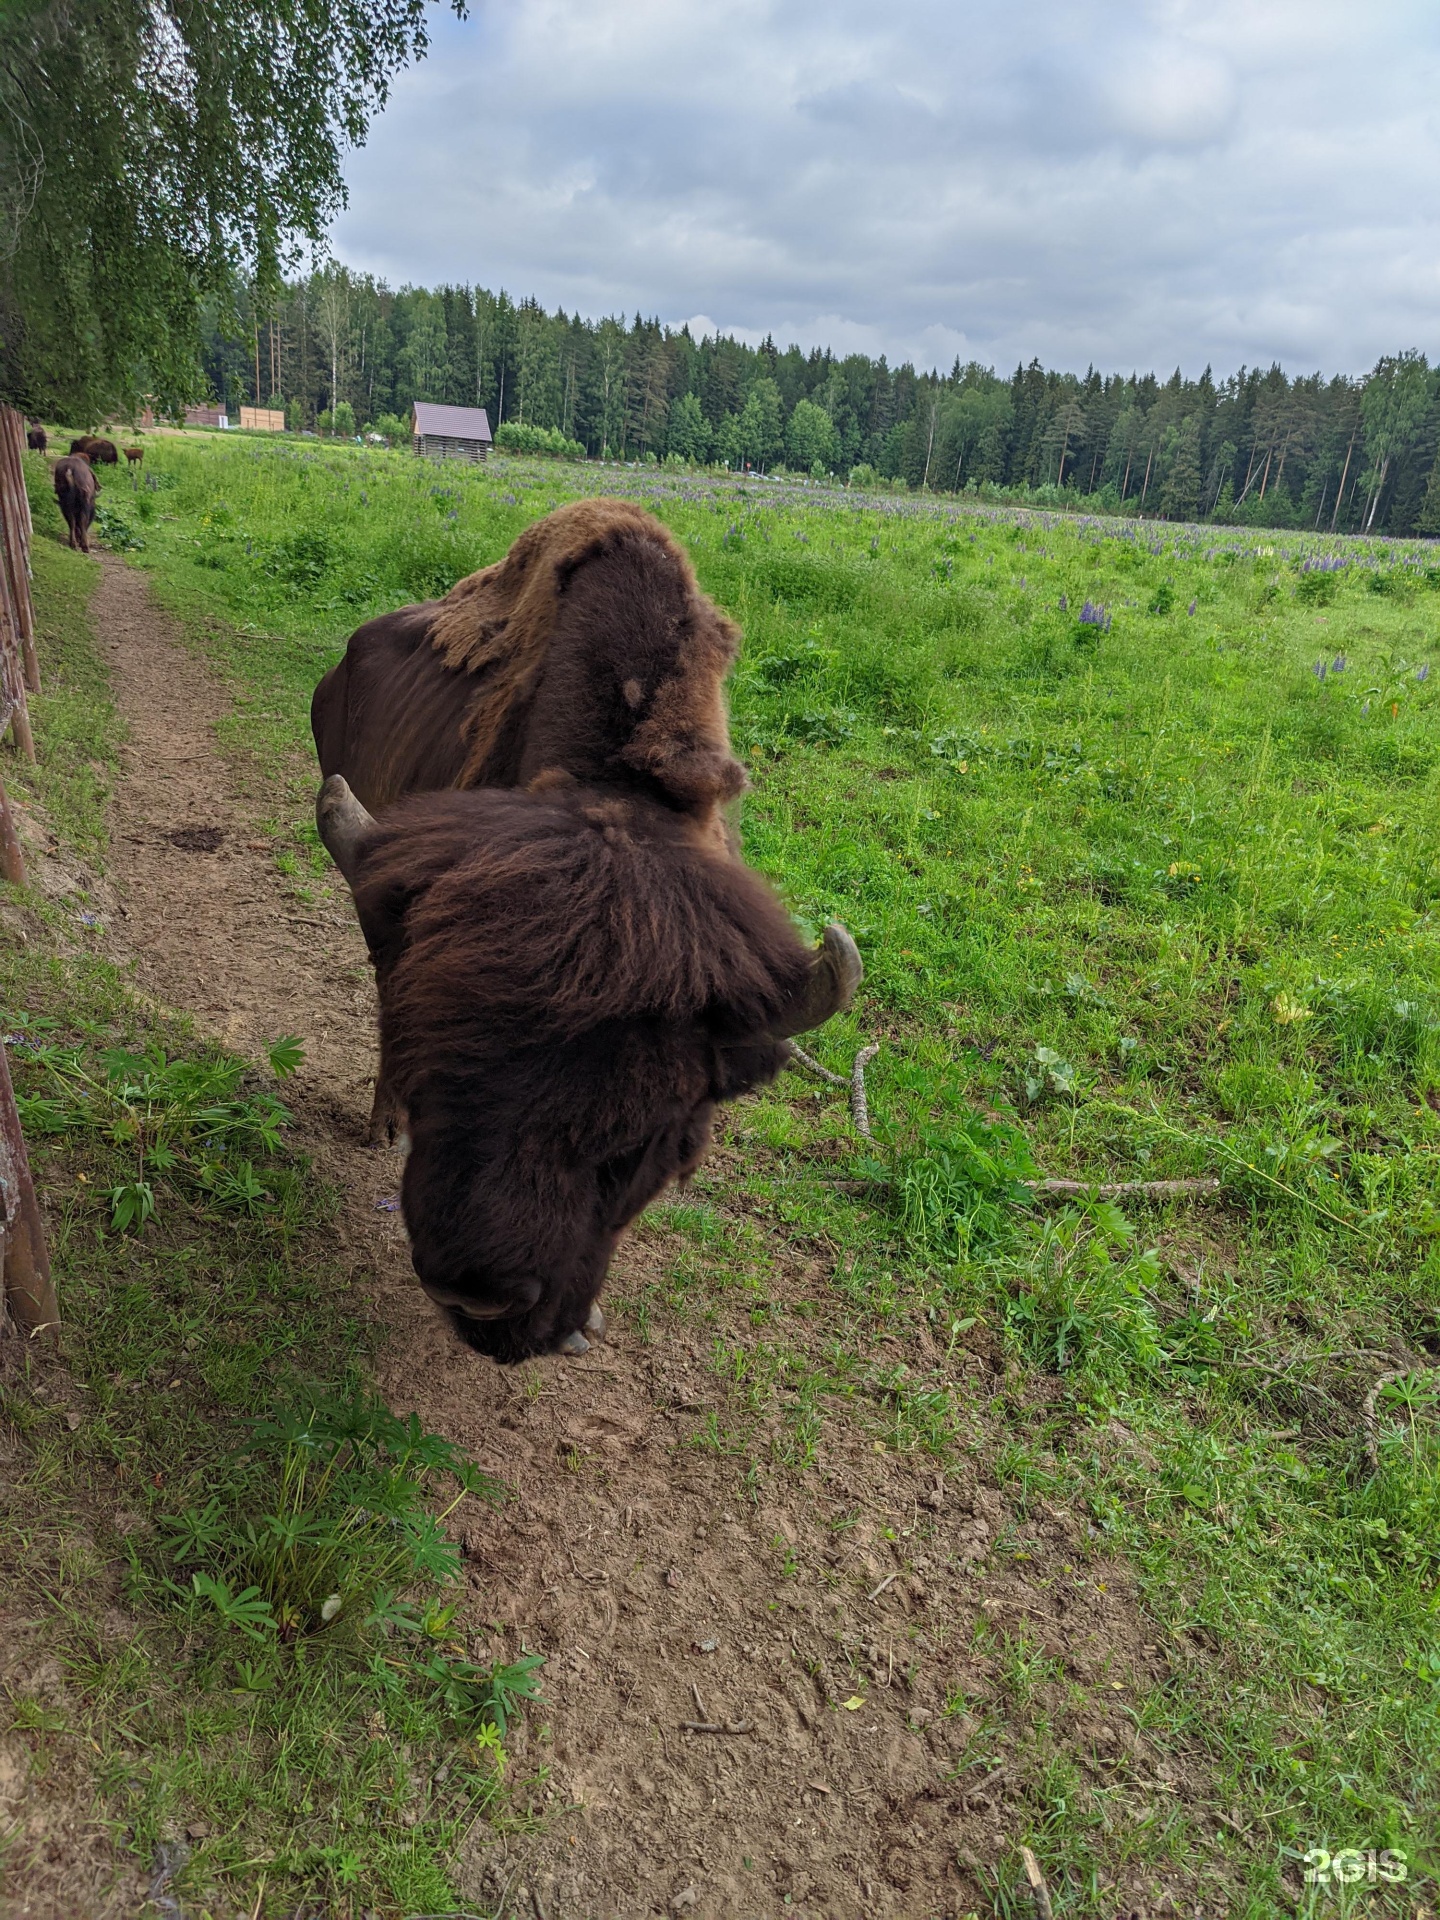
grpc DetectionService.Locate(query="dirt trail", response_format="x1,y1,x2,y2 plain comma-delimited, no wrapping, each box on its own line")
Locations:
96,553,1184,1920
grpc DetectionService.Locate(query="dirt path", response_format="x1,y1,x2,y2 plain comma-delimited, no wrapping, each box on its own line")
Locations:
97,553,1180,1920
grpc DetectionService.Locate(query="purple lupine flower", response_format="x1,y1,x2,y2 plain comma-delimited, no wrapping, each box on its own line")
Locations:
1312,660,1327,682
1078,599,1112,632
1361,700,1371,715
1187,598,1197,616
1058,592,1068,611
1417,663,1431,682
1331,655,1346,673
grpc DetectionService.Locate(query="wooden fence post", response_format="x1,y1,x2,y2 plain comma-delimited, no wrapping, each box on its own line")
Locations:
0,1040,58,1337
0,409,39,693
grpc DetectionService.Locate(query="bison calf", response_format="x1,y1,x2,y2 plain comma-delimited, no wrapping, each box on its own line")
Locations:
26,426,46,453
53,456,97,552
317,774,861,1364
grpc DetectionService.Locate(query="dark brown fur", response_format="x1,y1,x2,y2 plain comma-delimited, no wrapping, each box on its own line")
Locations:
312,498,744,821
69,435,118,465
53,455,97,551
352,783,812,1361
26,427,45,453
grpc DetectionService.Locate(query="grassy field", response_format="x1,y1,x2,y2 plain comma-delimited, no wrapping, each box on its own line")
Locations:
6,430,1440,1915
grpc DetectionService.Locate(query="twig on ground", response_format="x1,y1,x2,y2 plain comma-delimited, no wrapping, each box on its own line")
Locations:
851,1044,880,1138
867,1572,899,1602
690,1681,708,1721
1362,1364,1440,1473
1019,1845,1055,1920
681,1720,752,1735
1025,1176,1221,1200
786,1042,848,1088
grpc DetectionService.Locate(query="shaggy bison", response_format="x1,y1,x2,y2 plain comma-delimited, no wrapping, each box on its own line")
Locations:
26,427,46,453
53,455,97,552
69,435,117,465
317,775,859,1362
313,498,861,1359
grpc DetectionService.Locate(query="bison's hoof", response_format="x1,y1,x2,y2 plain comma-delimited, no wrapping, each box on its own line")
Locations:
560,1329,591,1356
585,1302,606,1340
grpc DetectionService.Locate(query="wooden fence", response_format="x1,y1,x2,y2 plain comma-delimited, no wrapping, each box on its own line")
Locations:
0,405,59,1339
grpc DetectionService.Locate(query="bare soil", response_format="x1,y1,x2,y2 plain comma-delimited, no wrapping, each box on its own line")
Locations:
87,552,1217,1919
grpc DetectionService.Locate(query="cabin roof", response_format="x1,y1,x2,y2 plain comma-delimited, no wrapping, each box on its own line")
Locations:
412,402,493,440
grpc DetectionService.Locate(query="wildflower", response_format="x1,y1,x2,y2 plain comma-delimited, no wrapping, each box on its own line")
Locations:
1187,598,1197,615
1271,992,1313,1025
1058,592,1068,611
1417,663,1431,682
1077,599,1111,632
1312,660,1327,682
1331,654,1346,673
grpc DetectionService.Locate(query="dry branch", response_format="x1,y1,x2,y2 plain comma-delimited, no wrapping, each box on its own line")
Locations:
785,1042,848,1088
851,1044,879,1138
1025,1176,1221,1201
1019,1846,1055,1920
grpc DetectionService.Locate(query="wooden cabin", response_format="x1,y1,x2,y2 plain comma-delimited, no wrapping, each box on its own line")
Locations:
412,401,493,463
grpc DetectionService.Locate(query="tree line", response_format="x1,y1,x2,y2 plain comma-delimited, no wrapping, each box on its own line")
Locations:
200,270,1440,534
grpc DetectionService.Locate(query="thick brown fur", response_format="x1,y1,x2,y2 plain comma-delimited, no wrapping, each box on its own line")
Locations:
26,427,45,452
352,783,814,1361
69,434,117,465
53,455,96,551
312,498,745,823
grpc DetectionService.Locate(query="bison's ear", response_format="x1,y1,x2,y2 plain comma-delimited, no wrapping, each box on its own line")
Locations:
768,923,863,1039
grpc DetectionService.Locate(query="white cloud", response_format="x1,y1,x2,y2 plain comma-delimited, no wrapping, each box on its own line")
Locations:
333,0,1440,376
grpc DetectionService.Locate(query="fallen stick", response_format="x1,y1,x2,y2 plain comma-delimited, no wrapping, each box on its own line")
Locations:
681,1720,752,1735
851,1044,880,1138
867,1571,899,1602
786,1042,848,1088
1361,1364,1440,1473
1024,1176,1220,1201
1019,1845,1055,1920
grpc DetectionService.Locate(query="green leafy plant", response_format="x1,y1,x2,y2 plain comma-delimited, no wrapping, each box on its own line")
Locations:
16,1039,291,1230
892,1112,1039,1258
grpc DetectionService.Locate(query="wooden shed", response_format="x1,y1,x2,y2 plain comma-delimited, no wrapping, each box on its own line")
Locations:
412,401,493,463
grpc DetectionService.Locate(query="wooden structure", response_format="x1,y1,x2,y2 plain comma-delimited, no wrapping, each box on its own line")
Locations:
184,405,229,429
412,401,492,464
239,406,285,432
0,405,57,1336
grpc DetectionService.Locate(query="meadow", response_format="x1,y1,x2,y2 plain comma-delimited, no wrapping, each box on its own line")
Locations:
4,430,1439,1917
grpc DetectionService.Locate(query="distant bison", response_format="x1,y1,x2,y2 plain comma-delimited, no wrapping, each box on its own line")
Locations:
69,435,117,465
53,455,97,552
312,498,862,1359
26,426,46,453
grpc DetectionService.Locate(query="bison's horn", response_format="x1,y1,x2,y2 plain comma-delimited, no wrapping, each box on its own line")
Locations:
316,775,378,883
770,922,863,1039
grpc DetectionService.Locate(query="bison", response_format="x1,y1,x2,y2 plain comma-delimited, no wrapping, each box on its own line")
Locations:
312,498,862,1359
69,435,118,465
316,775,859,1363
315,498,759,1142
26,426,46,453
53,455,97,552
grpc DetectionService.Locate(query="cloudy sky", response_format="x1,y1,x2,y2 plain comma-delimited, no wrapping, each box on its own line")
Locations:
333,0,1440,379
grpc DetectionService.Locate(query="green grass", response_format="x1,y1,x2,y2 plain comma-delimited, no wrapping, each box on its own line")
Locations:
0,460,546,1919
13,432,1440,1914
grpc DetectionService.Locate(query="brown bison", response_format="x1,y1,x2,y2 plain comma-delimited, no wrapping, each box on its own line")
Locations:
313,498,861,1359
26,426,46,453
69,435,118,465
53,455,97,552
317,777,859,1363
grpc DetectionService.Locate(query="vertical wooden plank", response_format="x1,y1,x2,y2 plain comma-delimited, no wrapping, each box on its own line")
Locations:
0,769,25,887
0,1038,57,1336
0,540,34,763
0,409,38,693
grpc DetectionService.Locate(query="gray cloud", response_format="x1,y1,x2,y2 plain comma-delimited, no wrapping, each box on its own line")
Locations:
332,0,1440,375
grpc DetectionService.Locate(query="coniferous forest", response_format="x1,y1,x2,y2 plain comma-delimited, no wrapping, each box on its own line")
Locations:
200,269,1440,534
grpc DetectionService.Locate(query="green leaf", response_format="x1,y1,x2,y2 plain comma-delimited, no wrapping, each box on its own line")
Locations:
267,1034,305,1078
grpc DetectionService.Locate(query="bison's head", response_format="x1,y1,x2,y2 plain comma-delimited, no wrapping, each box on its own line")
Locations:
315,776,862,1364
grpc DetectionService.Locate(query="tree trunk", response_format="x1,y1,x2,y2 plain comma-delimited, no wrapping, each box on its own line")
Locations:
1365,455,1390,531
1331,432,1355,531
